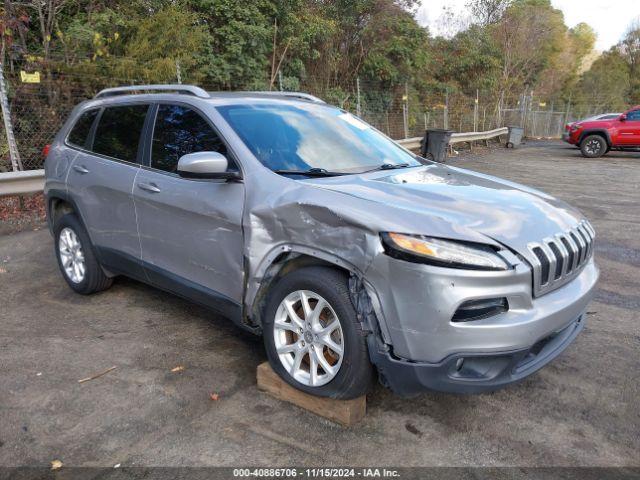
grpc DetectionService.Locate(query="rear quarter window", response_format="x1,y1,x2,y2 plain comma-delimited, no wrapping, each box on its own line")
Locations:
67,109,99,148
92,104,149,163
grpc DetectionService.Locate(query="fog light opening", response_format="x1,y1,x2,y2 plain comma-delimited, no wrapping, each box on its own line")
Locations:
452,297,509,322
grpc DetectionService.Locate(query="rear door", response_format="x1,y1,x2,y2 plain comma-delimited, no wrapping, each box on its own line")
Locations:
618,109,640,145
66,103,149,279
133,103,245,318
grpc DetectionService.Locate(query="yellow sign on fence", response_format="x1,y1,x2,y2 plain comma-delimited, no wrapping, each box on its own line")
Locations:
20,71,41,83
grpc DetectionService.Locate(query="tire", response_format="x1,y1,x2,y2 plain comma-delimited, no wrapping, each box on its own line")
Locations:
263,266,373,399
580,135,607,158
506,142,514,148
54,213,113,295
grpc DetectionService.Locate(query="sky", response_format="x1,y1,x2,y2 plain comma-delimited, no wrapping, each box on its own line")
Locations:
416,0,640,51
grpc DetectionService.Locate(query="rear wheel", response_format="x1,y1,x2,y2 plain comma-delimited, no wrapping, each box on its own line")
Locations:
54,213,113,294
263,266,373,399
580,135,607,158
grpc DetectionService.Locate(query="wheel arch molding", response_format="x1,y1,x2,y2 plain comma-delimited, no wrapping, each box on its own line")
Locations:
578,129,612,146
245,244,367,330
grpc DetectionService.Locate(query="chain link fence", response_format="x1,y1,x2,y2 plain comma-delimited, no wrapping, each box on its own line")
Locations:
0,71,622,172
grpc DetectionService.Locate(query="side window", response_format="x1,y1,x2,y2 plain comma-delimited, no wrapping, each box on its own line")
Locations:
67,109,99,148
151,104,228,173
626,110,640,121
92,104,149,162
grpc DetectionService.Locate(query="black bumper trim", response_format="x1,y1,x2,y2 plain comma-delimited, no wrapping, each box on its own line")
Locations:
369,314,585,396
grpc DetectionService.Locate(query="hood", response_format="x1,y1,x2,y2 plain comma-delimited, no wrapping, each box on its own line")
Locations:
306,164,584,259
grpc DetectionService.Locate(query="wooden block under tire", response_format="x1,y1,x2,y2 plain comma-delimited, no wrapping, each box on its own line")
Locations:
256,362,366,427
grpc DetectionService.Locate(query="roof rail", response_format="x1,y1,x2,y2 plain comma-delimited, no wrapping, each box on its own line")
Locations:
95,84,210,99
247,91,325,103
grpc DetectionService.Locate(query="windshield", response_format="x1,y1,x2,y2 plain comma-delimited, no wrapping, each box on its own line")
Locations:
217,103,421,174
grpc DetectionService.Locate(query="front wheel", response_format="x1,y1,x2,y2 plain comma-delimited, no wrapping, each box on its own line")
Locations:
263,266,373,399
580,135,607,158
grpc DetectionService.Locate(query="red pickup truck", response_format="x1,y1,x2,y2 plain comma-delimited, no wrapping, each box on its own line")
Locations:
565,106,640,158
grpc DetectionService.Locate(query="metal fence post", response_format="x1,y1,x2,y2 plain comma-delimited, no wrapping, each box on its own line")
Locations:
175,60,182,84
444,90,449,129
564,95,572,126
0,59,22,171
356,77,361,117
403,81,409,138
473,89,478,132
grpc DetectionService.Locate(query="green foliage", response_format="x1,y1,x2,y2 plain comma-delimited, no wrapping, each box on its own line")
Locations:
188,0,275,88
431,25,501,92
118,5,209,83
2,0,632,116
577,51,631,110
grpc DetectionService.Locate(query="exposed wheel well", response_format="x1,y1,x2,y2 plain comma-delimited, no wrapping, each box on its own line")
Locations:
49,197,75,227
249,253,352,329
579,131,610,146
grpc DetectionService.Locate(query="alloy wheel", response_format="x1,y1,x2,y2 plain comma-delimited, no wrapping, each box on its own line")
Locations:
58,227,85,283
585,139,601,155
273,290,344,387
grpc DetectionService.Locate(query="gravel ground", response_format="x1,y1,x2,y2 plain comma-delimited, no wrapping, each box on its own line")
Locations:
0,140,638,468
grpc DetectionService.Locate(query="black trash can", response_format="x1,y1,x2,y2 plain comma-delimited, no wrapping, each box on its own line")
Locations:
420,128,453,162
506,126,524,148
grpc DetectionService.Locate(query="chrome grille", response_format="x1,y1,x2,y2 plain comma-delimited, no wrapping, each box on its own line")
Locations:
528,220,595,297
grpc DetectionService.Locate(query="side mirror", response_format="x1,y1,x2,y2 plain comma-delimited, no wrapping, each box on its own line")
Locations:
177,152,241,180
619,114,627,122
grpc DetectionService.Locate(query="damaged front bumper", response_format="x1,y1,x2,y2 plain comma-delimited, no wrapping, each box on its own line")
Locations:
368,314,584,395
364,252,599,395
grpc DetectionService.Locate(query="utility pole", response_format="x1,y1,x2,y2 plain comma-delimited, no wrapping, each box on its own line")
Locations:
0,57,22,171
356,77,361,117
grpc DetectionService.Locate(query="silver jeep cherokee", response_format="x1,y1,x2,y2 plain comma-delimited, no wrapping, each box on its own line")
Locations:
44,85,599,398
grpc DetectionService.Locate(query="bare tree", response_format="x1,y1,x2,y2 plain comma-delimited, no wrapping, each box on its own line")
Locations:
620,18,640,74
9,0,68,62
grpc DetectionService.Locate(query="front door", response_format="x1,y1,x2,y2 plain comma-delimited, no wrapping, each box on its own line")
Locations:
133,103,245,318
618,109,640,145
66,103,149,279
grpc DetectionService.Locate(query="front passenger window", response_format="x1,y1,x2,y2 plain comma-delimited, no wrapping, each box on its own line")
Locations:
151,105,228,173
626,110,640,121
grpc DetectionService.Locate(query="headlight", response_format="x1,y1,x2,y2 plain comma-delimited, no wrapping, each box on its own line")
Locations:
381,232,509,271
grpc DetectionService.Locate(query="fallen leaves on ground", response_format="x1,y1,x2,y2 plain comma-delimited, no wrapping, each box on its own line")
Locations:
209,392,220,401
51,460,63,470
170,365,185,373
0,193,46,222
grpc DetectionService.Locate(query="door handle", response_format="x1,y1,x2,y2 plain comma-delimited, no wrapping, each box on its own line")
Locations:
73,165,89,174
137,182,161,193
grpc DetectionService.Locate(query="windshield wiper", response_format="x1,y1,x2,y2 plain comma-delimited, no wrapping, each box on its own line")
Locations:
273,168,345,177
362,162,411,173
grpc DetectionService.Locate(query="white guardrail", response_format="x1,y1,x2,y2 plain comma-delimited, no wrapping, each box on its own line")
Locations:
0,127,509,197
0,169,45,197
396,126,509,151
